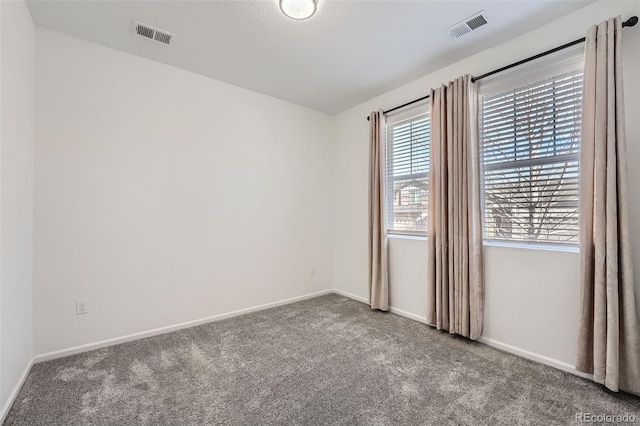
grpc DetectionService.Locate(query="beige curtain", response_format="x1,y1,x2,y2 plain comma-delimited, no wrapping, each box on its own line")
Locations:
368,110,389,311
576,16,640,393
426,75,483,339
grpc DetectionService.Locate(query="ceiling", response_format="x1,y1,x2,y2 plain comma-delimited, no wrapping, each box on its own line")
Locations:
26,0,596,114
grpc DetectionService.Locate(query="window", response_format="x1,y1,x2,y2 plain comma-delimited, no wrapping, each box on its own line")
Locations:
385,104,430,234
479,49,584,246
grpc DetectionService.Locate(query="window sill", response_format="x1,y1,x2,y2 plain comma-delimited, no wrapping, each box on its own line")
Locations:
387,234,579,253
483,240,579,253
387,233,426,241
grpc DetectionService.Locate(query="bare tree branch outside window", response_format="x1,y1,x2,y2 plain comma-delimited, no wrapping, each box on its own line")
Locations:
481,70,583,245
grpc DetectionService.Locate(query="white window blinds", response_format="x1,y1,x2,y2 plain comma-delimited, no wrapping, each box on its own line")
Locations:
385,104,430,234
479,47,584,245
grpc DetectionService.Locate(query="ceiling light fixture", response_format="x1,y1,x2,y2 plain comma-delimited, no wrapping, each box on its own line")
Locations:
279,0,317,20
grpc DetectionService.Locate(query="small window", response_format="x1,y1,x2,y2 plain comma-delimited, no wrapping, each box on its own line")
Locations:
479,48,584,246
385,104,430,235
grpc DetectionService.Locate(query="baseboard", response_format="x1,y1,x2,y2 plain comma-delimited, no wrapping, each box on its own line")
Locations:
475,338,640,395
332,288,368,304
0,357,34,424
389,306,429,324
331,288,595,382
34,289,333,363
476,336,591,379
332,288,431,324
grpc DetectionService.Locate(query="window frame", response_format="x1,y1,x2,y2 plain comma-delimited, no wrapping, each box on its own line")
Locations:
478,48,585,249
384,102,430,237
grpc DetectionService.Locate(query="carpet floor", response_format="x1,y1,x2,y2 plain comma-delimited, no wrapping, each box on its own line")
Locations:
5,294,640,425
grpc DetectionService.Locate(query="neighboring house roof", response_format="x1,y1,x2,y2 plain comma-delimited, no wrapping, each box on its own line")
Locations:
394,179,428,193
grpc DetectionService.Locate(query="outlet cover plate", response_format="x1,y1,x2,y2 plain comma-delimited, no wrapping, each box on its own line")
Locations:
76,300,88,315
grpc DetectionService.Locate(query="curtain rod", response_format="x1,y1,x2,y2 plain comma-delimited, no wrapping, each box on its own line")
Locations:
366,15,638,121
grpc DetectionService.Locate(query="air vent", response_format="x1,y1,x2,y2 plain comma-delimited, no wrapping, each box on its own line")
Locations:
448,11,489,39
133,20,174,46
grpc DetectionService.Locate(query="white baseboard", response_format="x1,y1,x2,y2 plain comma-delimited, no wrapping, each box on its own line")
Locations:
389,306,429,324
332,288,368,304
476,336,591,379
331,289,595,381
0,358,34,424
34,289,333,363
332,288,431,324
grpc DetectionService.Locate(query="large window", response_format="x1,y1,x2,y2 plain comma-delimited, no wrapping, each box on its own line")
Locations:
479,50,584,246
385,105,430,234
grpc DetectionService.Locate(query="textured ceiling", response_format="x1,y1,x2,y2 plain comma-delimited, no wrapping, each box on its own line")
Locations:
26,0,596,114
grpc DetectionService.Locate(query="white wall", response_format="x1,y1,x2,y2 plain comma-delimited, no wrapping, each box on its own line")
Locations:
0,0,35,412
34,29,334,355
332,0,640,371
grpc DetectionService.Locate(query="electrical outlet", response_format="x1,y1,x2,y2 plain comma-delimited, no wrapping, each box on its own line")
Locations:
76,299,88,315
